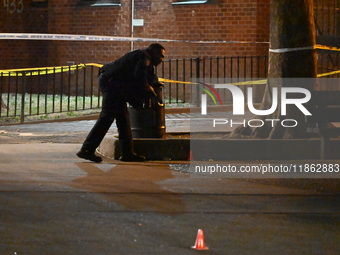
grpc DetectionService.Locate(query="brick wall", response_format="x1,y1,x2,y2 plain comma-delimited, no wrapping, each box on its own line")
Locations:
0,0,270,69
0,0,49,68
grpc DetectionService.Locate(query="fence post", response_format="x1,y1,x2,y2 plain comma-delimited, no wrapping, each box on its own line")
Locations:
195,57,200,107
20,72,26,124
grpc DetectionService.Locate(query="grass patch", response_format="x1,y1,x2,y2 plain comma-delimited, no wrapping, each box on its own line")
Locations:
1,93,192,124
1,93,102,124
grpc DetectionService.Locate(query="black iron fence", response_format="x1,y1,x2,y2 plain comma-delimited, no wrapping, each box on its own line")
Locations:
0,55,269,123
158,56,269,105
314,0,340,76
0,65,101,123
1,52,339,123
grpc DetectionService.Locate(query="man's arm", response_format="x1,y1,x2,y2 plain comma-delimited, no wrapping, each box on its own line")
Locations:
133,54,158,98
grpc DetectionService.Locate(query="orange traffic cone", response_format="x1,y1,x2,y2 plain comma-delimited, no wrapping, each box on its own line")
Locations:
191,229,209,250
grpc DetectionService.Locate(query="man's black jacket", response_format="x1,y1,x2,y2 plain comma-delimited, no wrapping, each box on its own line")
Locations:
99,49,159,108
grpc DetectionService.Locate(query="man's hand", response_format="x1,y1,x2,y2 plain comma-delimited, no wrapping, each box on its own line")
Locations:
142,86,163,108
143,96,163,108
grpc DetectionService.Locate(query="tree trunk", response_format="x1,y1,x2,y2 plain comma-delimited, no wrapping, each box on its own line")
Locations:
229,0,317,139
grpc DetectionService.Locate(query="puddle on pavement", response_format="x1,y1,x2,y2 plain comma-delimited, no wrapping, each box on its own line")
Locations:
72,162,187,214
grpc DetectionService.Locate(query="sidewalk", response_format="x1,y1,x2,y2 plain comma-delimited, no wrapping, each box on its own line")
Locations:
0,114,339,254
0,110,252,143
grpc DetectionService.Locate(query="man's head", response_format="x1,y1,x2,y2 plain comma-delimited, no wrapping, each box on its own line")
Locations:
146,43,165,66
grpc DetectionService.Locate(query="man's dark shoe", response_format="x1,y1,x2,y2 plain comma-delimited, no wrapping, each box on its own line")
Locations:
77,149,102,163
119,153,146,162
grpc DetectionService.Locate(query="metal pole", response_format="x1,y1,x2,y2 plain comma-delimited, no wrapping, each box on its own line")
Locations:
20,72,26,124
131,0,135,51
195,57,200,107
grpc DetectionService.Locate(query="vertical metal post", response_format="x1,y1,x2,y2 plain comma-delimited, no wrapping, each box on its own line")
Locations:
223,57,226,81
28,72,33,115
37,70,41,115
20,72,26,124
190,58,193,105
75,65,79,111
230,57,234,79
60,67,63,113
44,68,48,114
83,65,86,110
52,67,56,113
68,66,71,111
14,72,19,117
176,59,179,104
90,65,94,109
182,58,186,103
195,57,200,107
6,73,11,117
209,57,213,79
169,59,172,104
131,0,135,51
216,57,220,79
0,72,4,117
237,56,240,79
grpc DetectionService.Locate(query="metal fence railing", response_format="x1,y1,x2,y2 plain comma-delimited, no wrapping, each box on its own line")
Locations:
0,55,269,123
0,65,101,123
1,50,339,124
314,0,340,80
158,56,269,106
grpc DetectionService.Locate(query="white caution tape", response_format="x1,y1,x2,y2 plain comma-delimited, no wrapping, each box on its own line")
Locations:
269,46,315,53
0,33,269,44
0,33,177,42
1,33,339,50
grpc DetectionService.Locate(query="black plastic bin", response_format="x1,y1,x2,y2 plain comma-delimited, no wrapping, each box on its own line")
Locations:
129,84,166,138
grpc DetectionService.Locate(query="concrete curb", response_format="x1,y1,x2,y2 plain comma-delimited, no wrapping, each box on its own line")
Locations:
98,136,340,161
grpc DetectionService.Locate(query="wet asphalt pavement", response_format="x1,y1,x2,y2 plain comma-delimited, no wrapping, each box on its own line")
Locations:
0,113,339,255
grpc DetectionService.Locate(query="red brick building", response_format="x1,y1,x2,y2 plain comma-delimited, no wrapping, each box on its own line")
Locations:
0,0,270,69
0,0,338,117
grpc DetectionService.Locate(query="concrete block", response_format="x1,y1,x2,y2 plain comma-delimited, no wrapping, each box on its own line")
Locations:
98,136,340,161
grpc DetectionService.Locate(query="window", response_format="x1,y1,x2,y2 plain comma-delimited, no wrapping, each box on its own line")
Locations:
172,0,220,5
31,0,48,8
172,0,208,5
78,0,121,7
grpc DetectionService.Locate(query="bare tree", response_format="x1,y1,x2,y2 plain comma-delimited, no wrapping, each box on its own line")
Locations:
229,0,317,139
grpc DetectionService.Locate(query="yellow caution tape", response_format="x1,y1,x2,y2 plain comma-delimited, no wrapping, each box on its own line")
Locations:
1,63,339,81
159,78,267,86
316,44,340,52
159,78,193,85
86,63,103,68
317,70,340,77
227,79,267,86
0,64,87,76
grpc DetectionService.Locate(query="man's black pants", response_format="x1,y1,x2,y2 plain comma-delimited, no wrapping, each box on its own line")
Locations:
81,88,133,154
